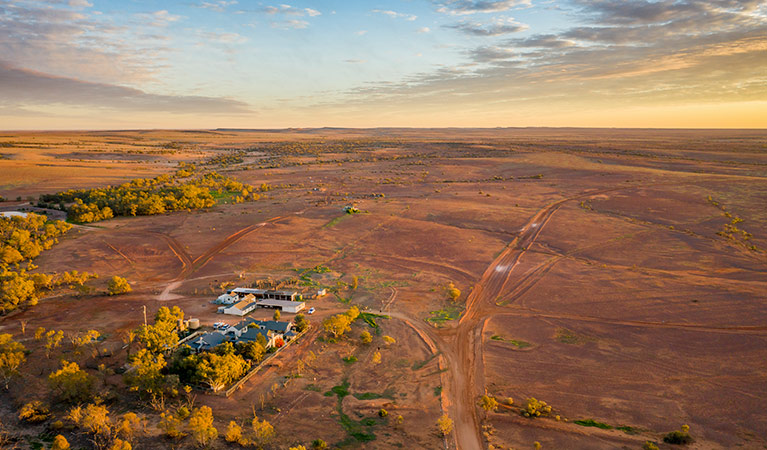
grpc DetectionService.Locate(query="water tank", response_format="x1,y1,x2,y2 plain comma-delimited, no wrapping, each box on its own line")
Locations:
188,318,201,330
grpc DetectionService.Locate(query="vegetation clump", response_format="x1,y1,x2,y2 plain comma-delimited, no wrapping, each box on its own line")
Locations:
522,398,552,418
663,425,693,445
40,171,262,224
107,275,132,295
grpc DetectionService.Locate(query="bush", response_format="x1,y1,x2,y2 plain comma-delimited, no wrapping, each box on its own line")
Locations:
643,442,660,450
107,276,132,295
522,398,551,418
664,425,693,445
19,401,50,423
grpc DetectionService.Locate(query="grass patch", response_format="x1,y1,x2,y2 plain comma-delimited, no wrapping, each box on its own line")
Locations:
359,312,389,331
574,419,612,430
434,385,442,396
323,215,350,228
490,335,532,348
342,355,358,364
426,304,463,325
353,389,395,401
617,425,640,435
324,380,350,399
305,384,322,392
412,353,439,371
555,328,592,345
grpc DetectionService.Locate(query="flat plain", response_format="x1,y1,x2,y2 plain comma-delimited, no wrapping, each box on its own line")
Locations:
1,128,766,449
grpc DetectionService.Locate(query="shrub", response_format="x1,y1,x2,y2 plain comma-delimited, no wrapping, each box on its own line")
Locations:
522,398,551,418
378,409,388,418
360,330,372,344
107,276,132,295
663,425,693,445
51,435,70,450
643,442,660,450
19,401,50,423
436,414,453,436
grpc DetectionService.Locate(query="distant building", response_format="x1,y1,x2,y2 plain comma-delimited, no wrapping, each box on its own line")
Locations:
219,297,258,316
257,299,305,313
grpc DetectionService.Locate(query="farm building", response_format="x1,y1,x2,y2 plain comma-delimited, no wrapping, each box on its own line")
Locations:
219,298,258,316
228,288,302,301
257,299,305,313
190,318,295,353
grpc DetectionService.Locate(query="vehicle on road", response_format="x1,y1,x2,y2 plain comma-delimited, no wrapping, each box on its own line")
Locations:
308,307,315,314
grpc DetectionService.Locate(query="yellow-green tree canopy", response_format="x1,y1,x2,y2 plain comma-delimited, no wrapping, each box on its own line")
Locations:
0,333,26,389
48,360,95,403
107,276,131,295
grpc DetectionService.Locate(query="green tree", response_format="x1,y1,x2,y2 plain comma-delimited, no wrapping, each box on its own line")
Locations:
0,333,26,389
293,313,308,332
194,352,249,392
158,410,186,438
48,361,95,403
124,349,167,397
43,329,64,358
273,309,281,321
136,321,178,354
188,406,218,447
107,276,131,295
360,330,372,344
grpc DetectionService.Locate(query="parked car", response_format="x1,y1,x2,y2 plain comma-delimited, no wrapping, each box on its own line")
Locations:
308,307,316,315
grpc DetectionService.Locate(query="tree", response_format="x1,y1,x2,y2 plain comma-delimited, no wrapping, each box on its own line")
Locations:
158,410,186,438
124,349,167,397
136,321,178,354
643,442,660,450
225,421,244,445
351,276,358,290
51,435,71,450
371,351,381,364
251,415,275,448
360,330,372,344
155,306,184,324
48,361,95,403
235,341,265,363
76,403,112,437
109,438,132,450
345,306,360,321
382,335,396,346
0,333,26,389
44,329,64,358
479,395,499,413
107,276,132,295
437,414,453,436
193,352,249,392
188,406,218,447
293,313,308,332
323,314,351,339
289,446,308,450
273,309,281,321
116,412,143,443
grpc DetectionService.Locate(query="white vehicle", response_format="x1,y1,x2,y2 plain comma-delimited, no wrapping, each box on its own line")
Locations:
308,307,316,315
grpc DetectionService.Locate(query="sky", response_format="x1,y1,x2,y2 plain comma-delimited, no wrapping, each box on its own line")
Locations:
1,0,766,129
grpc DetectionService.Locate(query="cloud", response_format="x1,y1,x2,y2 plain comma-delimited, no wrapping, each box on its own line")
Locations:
418,27,431,33
263,4,321,17
271,19,309,29
372,9,417,21
0,1,172,84
0,61,251,114
345,59,367,64
137,10,183,27
68,0,92,8
197,31,248,44
197,1,238,12
435,0,531,15
355,30,368,36
446,17,527,36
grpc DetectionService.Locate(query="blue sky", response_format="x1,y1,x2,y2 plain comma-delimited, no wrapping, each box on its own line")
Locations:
1,0,766,128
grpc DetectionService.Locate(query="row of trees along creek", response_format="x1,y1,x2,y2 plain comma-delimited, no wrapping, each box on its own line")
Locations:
39,166,268,224
1,213,100,314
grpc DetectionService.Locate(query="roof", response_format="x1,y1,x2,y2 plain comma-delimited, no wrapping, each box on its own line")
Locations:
229,299,256,311
231,288,267,295
0,211,28,218
257,299,305,308
192,332,226,350
248,319,292,333
238,327,271,343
